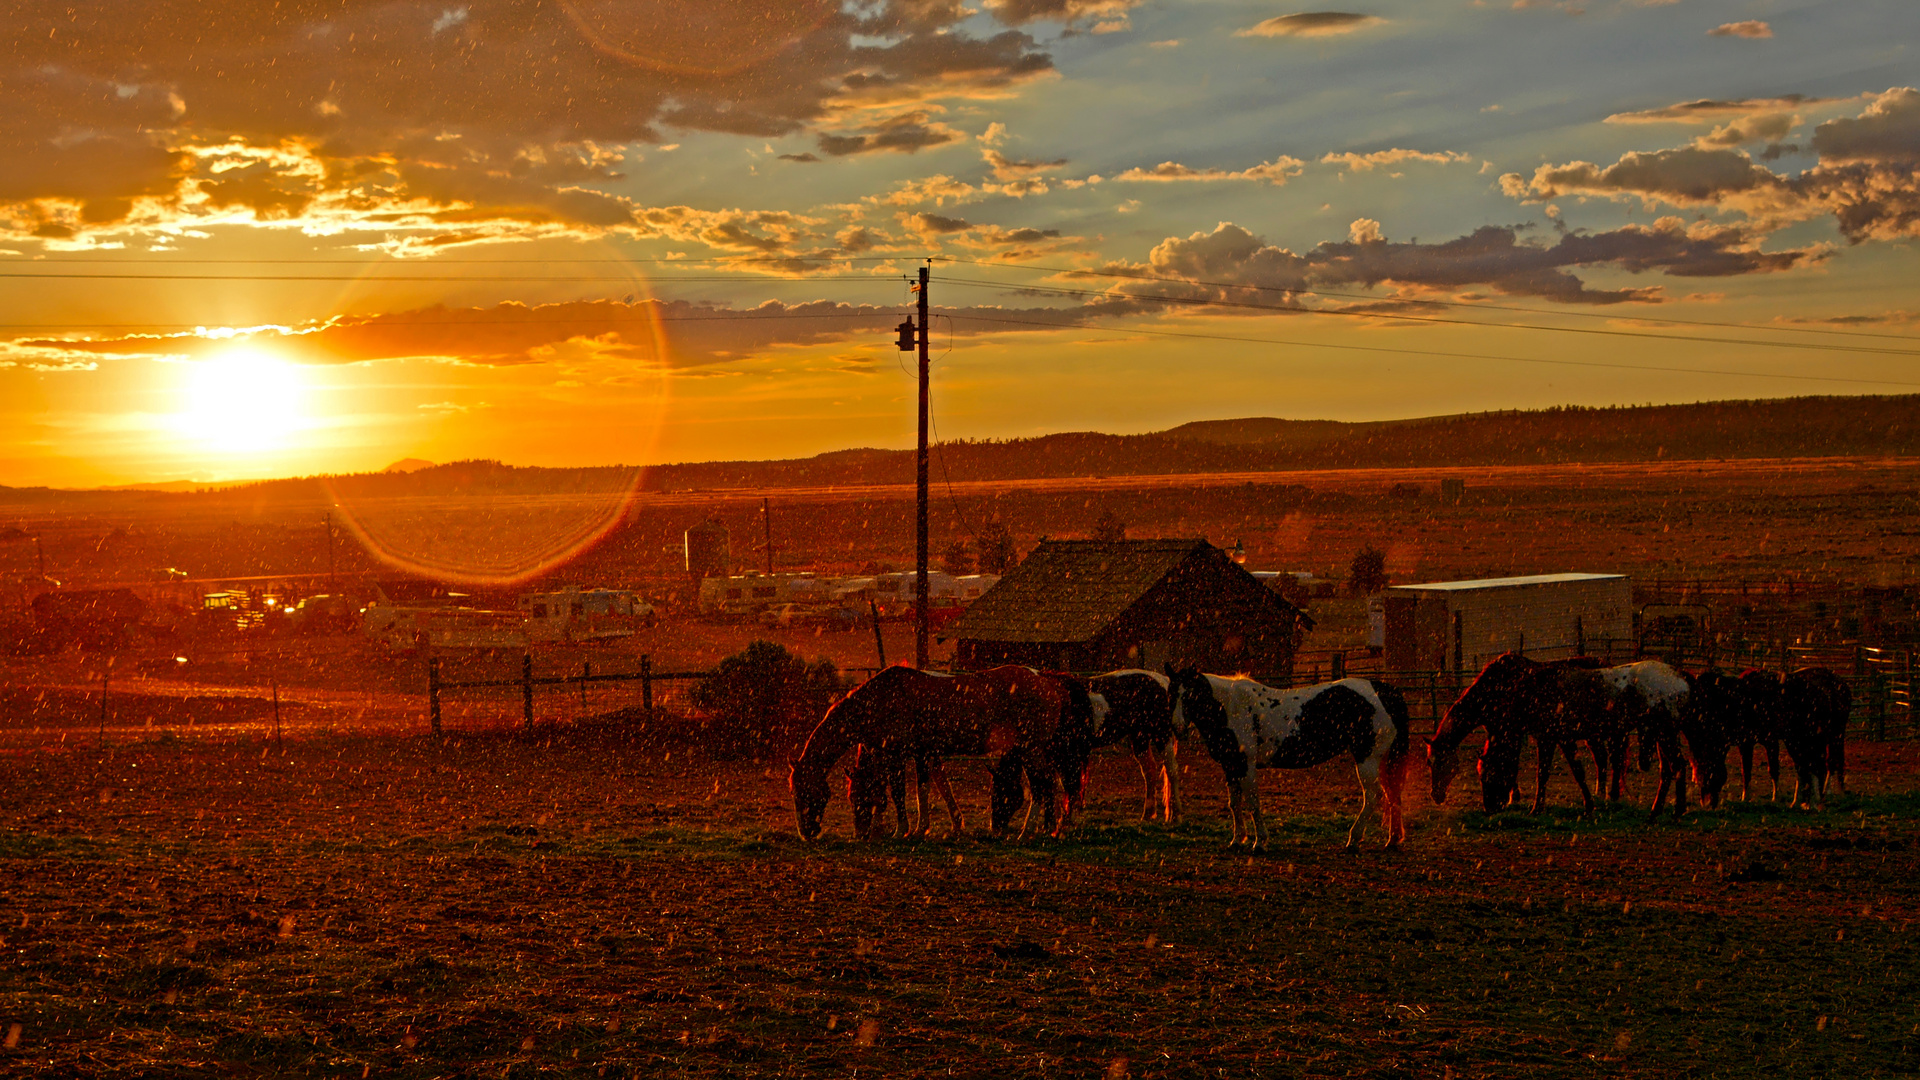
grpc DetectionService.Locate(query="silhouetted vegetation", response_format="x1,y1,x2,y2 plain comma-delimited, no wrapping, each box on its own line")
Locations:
1350,546,1388,596
688,640,840,759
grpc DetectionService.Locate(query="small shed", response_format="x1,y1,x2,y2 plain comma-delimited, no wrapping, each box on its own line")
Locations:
945,539,1311,677
1375,573,1631,673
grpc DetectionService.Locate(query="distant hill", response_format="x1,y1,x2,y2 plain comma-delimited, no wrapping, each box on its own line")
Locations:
384,458,435,473
5,395,1917,509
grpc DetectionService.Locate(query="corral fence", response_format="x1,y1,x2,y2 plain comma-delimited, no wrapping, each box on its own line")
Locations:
1294,642,1918,744
424,654,891,736
424,644,1916,746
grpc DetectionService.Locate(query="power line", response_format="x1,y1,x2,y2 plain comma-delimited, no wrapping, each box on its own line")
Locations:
942,312,1920,389
936,276,1920,359
0,310,912,334
0,271,900,283
934,255,1920,344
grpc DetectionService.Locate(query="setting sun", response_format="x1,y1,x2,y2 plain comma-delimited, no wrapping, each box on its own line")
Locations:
175,349,310,455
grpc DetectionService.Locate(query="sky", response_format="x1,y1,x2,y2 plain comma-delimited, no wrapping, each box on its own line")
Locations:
2,0,1917,488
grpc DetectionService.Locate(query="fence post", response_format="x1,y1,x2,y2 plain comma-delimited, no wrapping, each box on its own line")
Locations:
581,660,590,710
428,656,442,736
1330,651,1345,680
641,653,654,719
522,652,534,731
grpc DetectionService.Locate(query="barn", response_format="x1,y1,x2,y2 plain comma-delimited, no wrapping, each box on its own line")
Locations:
1372,573,1631,673
944,538,1311,678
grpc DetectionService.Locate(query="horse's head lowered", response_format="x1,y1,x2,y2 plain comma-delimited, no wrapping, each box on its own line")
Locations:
1428,652,1533,806
789,758,830,841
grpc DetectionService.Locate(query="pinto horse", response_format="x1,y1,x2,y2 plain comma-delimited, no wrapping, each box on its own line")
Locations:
791,665,1095,841
1429,654,1690,818
1087,669,1183,822
1163,666,1412,851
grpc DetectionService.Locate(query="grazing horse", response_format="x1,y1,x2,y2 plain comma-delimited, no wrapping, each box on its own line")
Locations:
1163,666,1412,851
1428,653,1689,818
1778,667,1850,808
793,665,1095,841
1683,668,1792,807
1087,669,1183,822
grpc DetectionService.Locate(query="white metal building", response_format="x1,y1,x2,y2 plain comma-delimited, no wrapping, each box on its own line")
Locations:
1372,573,1631,672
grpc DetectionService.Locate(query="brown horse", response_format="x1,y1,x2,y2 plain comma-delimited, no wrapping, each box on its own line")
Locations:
791,665,1095,841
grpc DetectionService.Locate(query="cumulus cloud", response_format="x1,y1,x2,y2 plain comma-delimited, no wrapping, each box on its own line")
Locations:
1321,149,1471,171
1708,20,1773,38
1115,156,1305,185
1505,87,1920,242
1235,12,1385,38
0,0,1057,241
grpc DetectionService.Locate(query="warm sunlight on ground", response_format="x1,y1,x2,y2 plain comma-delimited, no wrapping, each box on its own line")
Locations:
173,348,310,455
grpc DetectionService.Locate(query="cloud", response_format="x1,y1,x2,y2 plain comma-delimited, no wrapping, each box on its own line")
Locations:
817,112,966,157
1605,95,1834,124
1235,12,1385,38
1320,149,1471,172
0,0,1058,241
1115,156,1305,185
1102,217,1819,308
1708,20,1772,38
983,0,1145,26
1505,88,1920,242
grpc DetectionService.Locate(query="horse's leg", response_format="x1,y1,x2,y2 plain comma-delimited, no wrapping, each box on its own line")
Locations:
1246,769,1267,853
1383,749,1411,848
1530,739,1555,815
1164,738,1182,824
1224,771,1248,849
1028,768,1057,839
927,758,964,837
1348,759,1377,851
891,753,911,838
1764,739,1781,802
1830,728,1847,796
1737,740,1755,802
1133,749,1159,821
1566,742,1598,815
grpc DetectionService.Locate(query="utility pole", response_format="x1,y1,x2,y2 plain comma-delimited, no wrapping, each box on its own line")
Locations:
761,497,774,576
893,267,933,669
914,264,931,670
322,512,337,592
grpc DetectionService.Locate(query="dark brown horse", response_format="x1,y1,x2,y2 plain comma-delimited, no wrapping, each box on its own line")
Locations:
1740,667,1850,809
1428,654,1691,818
791,665,1095,841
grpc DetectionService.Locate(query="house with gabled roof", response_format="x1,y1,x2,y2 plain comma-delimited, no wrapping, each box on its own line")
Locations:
943,538,1311,678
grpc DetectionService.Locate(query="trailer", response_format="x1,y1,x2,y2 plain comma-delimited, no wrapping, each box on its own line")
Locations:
1373,573,1631,673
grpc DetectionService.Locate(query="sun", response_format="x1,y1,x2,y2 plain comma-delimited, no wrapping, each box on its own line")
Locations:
175,348,310,454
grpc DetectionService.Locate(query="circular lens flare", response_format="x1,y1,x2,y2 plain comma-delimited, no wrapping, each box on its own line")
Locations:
560,0,836,77
321,248,676,586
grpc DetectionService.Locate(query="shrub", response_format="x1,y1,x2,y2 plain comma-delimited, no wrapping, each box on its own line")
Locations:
688,640,841,759
1349,545,1389,595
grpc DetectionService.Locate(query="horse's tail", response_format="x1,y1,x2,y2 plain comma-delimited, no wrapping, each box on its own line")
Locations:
1368,679,1413,761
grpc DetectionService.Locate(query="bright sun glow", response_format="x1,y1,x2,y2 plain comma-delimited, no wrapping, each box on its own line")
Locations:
175,349,310,454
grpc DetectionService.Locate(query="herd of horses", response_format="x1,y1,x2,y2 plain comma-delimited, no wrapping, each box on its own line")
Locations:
786,653,1853,852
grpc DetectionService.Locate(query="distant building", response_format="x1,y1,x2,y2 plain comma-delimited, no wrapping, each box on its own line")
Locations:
945,538,1311,677
1373,573,1631,673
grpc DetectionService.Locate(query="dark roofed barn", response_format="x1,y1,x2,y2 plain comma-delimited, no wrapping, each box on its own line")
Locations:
945,539,1311,677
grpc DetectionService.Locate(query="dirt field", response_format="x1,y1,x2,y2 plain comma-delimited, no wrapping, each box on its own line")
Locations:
3,719,1918,1078
5,456,1920,1076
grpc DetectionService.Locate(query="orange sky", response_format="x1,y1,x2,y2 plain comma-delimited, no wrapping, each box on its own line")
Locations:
3,2,1917,487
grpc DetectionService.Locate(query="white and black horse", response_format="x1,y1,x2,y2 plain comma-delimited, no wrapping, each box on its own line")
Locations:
1164,665,1413,851
1088,669,1183,822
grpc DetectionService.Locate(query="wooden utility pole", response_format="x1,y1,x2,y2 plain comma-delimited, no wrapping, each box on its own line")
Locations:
762,497,774,576
914,264,931,670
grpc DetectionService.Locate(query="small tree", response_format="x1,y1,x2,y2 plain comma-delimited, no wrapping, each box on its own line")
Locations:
1092,510,1125,542
1349,545,1389,596
975,519,1016,575
689,640,841,759
941,539,976,576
